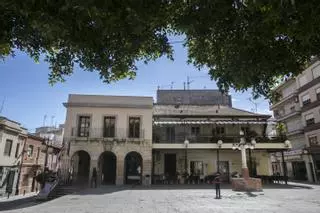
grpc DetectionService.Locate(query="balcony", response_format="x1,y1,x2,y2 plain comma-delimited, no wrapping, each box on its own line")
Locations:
275,109,301,122
270,92,298,110
153,133,285,144
69,127,146,143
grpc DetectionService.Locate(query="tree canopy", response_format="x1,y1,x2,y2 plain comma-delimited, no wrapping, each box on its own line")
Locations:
1,0,320,98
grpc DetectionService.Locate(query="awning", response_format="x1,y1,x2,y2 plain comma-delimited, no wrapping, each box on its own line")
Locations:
153,120,271,125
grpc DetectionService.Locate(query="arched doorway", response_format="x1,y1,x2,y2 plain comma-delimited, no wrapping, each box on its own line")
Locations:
71,150,90,184
98,151,117,184
124,152,143,184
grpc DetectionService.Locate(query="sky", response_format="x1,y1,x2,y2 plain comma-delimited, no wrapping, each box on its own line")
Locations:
0,41,272,132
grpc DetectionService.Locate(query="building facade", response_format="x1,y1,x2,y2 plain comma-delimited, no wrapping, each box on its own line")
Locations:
270,60,320,182
152,97,288,184
62,91,289,186
17,134,45,194
35,124,64,147
0,117,27,197
62,95,153,185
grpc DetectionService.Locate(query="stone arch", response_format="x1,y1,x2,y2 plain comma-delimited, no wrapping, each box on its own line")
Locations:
124,151,143,184
71,150,91,184
98,151,117,184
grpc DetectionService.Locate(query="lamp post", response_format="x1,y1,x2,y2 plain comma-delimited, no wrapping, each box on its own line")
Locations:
232,130,256,179
184,139,189,183
282,140,291,185
217,140,223,173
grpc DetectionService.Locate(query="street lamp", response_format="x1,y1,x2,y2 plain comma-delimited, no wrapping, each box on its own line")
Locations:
281,140,291,184
184,139,189,183
232,131,256,179
44,133,55,170
217,140,223,173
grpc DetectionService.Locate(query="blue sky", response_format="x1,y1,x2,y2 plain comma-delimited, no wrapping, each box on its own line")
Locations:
0,42,272,132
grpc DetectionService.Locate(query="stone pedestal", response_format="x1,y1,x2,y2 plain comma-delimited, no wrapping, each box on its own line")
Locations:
231,177,262,192
242,168,250,180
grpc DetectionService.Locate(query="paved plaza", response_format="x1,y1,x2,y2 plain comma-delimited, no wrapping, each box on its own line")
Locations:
1,183,320,213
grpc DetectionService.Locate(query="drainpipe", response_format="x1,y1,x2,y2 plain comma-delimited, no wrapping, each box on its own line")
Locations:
15,136,27,195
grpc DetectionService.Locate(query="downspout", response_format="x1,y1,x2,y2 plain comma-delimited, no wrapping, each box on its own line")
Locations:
15,136,27,195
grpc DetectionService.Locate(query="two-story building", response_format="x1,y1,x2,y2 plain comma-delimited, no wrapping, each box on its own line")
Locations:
0,116,27,197
270,59,320,182
62,91,290,186
152,90,290,184
62,94,153,185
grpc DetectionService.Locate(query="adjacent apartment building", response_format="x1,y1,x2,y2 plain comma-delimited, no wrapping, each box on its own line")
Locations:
270,60,320,182
0,116,27,197
61,91,290,186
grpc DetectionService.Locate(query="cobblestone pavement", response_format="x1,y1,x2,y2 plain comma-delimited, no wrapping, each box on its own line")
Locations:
1,183,320,213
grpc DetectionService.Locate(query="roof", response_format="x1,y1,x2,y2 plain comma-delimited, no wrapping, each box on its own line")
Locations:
153,104,270,118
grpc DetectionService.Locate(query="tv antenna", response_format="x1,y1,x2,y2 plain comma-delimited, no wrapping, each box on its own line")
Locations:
248,98,260,113
0,97,5,115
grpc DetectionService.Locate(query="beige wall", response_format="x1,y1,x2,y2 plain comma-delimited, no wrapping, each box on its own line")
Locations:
64,106,153,141
68,141,152,185
63,95,154,185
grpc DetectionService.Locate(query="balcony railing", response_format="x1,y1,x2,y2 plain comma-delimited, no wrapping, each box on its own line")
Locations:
70,127,145,140
153,133,285,144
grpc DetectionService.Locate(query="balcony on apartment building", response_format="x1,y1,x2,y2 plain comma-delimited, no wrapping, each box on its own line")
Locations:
68,127,146,144
270,91,298,110
274,106,301,122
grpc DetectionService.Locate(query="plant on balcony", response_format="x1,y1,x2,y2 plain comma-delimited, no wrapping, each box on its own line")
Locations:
276,122,286,137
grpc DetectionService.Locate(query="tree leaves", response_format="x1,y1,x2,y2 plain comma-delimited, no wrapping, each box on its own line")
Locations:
1,0,320,98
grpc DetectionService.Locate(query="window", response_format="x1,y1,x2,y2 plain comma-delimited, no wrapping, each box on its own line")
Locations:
312,64,320,79
191,126,200,136
302,94,311,106
309,136,318,146
27,145,34,157
15,143,20,158
166,126,175,142
190,161,204,175
216,127,225,135
305,113,315,126
4,140,13,156
290,106,295,112
129,117,140,138
212,127,225,136
241,127,250,135
103,116,116,137
78,116,90,137
36,147,40,159
0,167,3,180
316,88,320,100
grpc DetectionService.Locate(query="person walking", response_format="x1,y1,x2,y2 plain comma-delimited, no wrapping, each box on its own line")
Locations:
214,172,221,199
91,167,97,188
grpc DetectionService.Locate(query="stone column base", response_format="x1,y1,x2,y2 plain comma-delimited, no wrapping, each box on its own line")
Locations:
231,178,262,192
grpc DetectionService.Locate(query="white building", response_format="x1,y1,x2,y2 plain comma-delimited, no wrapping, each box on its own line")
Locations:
270,60,320,182
35,124,64,147
0,116,27,197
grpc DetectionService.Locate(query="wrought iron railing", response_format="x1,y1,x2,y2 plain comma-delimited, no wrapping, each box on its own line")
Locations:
70,127,145,140
153,133,286,144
